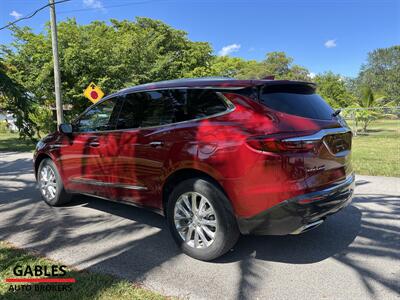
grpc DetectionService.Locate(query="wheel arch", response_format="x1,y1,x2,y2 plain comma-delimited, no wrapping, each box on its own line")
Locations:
34,153,52,178
162,168,230,216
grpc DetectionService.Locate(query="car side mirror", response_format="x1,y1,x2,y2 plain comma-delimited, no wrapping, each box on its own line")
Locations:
59,123,73,134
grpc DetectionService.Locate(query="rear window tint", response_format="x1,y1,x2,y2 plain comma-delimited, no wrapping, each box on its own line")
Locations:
187,89,228,119
260,84,334,120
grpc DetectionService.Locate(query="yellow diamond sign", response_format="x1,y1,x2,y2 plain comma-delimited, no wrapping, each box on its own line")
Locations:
84,82,104,103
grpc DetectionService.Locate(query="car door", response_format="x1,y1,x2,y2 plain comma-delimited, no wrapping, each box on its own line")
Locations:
106,90,185,209
58,96,122,197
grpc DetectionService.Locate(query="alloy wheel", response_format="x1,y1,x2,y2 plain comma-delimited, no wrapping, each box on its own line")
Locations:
174,192,218,249
39,165,57,201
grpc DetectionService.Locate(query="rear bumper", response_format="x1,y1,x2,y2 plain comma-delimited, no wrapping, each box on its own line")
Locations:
237,173,355,235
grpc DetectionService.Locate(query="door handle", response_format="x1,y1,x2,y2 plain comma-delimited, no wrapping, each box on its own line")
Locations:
149,141,164,147
88,136,99,147
89,141,100,147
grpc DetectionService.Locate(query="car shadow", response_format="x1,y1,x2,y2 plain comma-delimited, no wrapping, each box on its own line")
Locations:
67,193,362,265
217,204,362,264
65,195,166,230
65,193,399,298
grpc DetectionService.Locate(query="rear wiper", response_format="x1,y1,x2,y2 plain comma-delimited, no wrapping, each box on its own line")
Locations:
332,109,341,117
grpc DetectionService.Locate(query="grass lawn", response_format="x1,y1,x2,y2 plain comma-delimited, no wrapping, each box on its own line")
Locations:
0,132,35,152
348,119,400,177
0,241,166,300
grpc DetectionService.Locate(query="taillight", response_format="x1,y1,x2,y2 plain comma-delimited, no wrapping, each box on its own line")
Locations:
246,135,320,153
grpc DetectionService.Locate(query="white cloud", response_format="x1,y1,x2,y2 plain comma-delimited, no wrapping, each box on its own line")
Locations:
9,10,23,20
324,39,337,48
309,72,316,79
83,0,105,10
218,44,241,56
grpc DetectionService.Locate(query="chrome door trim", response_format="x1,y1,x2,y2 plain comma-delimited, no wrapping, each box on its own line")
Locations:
282,127,352,142
149,141,164,147
70,178,148,190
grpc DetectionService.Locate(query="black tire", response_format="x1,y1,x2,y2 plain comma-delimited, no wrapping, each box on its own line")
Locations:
166,177,240,261
37,158,71,206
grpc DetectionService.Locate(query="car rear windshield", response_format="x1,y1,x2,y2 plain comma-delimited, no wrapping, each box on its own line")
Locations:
260,84,334,120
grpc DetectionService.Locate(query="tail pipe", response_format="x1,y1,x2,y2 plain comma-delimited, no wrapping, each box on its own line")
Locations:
290,219,324,235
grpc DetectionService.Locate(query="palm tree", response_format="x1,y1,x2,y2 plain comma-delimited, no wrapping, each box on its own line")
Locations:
354,86,387,133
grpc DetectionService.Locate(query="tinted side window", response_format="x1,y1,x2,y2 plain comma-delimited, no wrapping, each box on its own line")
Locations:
115,93,143,129
260,84,334,120
142,91,174,127
76,98,119,132
116,90,185,129
187,90,227,119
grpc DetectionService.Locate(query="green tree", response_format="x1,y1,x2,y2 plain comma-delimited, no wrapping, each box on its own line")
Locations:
1,18,213,125
262,51,293,78
235,60,267,79
314,71,354,108
237,51,311,81
358,46,400,104
187,51,312,81
185,56,249,78
287,65,310,81
0,61,39,140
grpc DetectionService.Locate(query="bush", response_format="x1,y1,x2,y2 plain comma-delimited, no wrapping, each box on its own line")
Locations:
0,120,8,133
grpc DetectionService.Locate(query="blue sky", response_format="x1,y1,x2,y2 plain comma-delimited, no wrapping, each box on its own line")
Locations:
1,0,399,77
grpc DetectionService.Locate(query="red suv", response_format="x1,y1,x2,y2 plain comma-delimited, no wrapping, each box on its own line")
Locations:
34,78,354,260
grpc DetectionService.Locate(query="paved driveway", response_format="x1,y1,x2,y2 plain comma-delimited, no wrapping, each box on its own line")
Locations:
0,151,399,299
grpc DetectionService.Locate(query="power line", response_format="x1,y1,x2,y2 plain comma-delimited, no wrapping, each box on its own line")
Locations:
0,0,71,31
0,0,164,30
58,0,164,14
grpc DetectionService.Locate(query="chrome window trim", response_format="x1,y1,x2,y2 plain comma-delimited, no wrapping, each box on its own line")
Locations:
71,178,148,190
282,127,352,142
72,90,236,134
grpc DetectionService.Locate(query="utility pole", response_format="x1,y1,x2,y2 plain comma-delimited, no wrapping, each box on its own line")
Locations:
49,0,64,125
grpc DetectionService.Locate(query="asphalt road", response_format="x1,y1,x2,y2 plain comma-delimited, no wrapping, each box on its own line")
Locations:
0,151,399,299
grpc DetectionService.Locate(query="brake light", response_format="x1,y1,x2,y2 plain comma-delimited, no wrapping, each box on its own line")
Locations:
246,135,319,153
